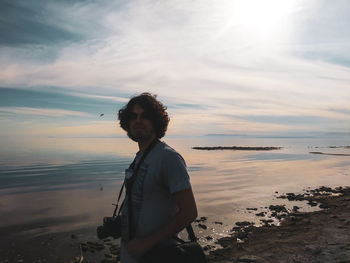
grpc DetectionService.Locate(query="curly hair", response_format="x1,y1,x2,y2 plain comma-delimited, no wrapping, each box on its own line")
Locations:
118,93,170,139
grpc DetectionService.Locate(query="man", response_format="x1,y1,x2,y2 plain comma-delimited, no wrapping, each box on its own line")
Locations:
118,93,198,263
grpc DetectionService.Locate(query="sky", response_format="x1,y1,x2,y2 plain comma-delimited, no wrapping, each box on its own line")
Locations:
0,0,350,138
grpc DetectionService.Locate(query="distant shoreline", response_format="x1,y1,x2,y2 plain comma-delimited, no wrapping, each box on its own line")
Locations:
309,151,350,156
192,146,282,151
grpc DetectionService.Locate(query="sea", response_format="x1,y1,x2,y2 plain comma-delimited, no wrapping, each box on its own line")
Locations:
1,135,349,243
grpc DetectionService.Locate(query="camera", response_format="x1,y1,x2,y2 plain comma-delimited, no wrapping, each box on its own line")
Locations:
96,215,122,239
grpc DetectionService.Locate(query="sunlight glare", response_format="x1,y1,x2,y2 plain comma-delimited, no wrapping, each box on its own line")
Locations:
227,0,296,41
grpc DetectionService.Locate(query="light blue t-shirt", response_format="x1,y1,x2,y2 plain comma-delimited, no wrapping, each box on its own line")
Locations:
120,141,191,263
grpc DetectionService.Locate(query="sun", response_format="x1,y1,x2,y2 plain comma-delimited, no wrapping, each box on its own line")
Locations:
223,0,297,41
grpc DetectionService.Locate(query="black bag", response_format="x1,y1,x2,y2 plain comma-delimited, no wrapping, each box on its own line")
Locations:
141,240,206,263
141,225,207,263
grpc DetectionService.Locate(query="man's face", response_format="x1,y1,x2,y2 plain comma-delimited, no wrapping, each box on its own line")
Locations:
129,104,155,142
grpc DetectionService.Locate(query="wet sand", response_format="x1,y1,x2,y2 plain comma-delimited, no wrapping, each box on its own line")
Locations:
1,186,350,263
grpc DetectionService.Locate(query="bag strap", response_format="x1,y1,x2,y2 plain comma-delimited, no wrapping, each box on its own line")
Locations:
186,224,197,242
173,224,198,244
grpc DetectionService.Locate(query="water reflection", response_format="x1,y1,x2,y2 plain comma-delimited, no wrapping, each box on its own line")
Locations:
0,136,349,238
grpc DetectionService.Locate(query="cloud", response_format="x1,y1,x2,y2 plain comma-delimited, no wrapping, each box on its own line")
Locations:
0,0,350,136
0,107,92,117
66,92,129,103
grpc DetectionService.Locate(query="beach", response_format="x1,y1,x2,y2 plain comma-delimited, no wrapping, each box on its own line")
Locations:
1,186,350,263
208,186,350,263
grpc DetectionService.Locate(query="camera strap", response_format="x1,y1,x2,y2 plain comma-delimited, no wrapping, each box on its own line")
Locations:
112,138,157,219
126,138,160,238
112,138,158,221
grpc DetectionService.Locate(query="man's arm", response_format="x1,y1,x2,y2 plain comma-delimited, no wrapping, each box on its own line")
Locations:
127,187,198,259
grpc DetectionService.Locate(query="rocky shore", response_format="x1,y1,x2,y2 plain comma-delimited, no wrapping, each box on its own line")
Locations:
1,186,350,263
207,186,350,263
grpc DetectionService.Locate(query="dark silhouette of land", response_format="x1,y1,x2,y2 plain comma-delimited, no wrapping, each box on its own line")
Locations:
193,146,282,151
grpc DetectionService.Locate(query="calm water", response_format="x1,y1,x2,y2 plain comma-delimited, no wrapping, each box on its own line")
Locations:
1,136,350,242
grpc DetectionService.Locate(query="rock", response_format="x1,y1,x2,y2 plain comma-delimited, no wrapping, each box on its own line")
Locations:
110,244,120,250
202,245,215,251
205,235,213,240
194,216,207,223
269,205,288,213
214,221,223,225
236,221,255,227
104,253,116,258
256,212,265,217
231,226,241,232
235,231,249,240
198,223,207,229
292,206,300,212
260,219,274,225
308,201,318,207
238,255,265,263
247,208,258,211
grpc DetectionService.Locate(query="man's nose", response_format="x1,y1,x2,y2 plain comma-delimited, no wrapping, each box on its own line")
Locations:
135,114,143,122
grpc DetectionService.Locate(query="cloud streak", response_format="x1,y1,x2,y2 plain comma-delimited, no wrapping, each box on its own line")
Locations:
0,107,92,117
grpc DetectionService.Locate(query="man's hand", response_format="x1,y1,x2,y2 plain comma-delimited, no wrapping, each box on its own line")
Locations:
127,188,197,260
127,237,151,260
